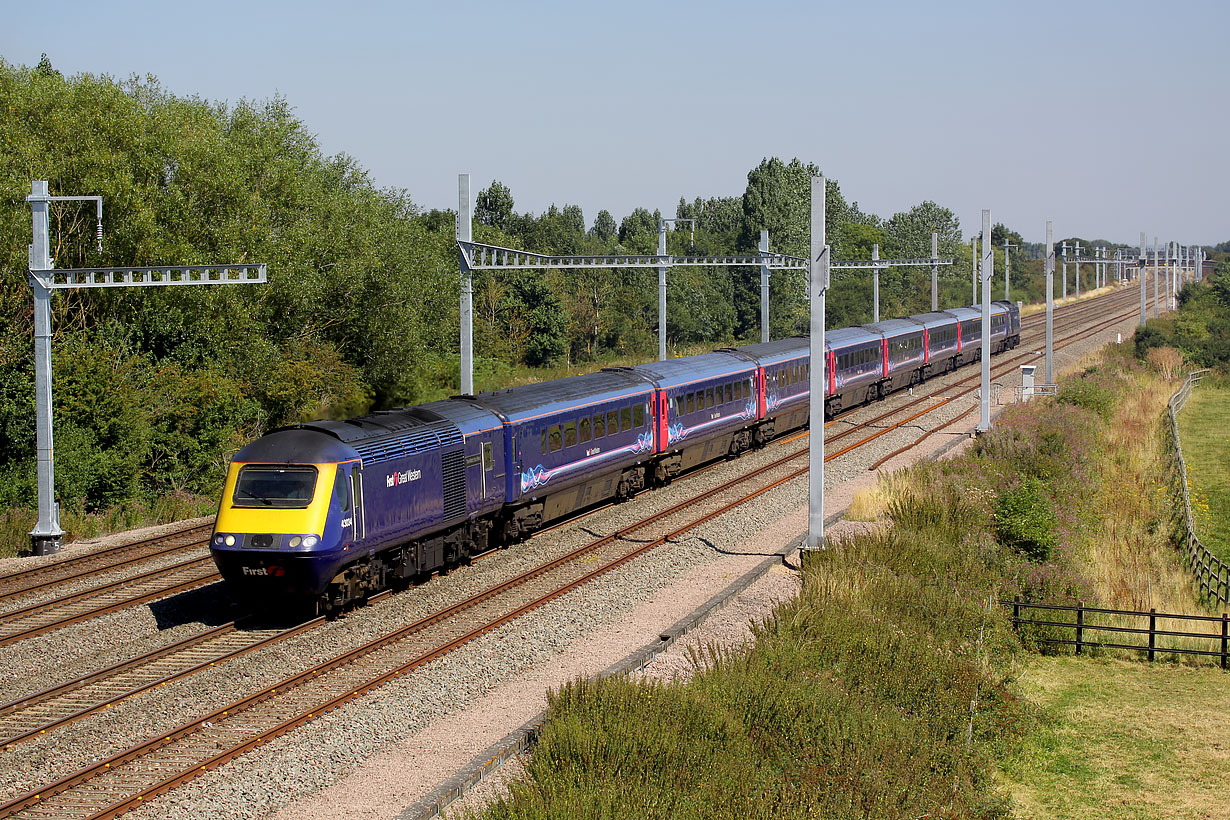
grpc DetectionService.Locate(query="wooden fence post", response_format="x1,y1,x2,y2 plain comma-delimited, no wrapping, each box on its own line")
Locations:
1076,601,1084,656
1148,608,1157,662
1221,613,1228,671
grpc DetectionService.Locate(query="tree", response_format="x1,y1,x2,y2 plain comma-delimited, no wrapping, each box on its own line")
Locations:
883,201,962,259
618,207,660,253
475,180,515,232
591,210,617,243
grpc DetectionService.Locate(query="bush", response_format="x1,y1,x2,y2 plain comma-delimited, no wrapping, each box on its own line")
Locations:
994,479,1058,561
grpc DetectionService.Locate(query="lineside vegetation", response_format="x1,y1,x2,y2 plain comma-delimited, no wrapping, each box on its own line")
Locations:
472,282,1230,817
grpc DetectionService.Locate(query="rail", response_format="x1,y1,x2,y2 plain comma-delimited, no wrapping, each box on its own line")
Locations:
1006,599,1229,669
1166,369,1228,605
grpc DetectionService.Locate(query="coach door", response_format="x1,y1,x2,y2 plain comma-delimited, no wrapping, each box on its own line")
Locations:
349,467,366,544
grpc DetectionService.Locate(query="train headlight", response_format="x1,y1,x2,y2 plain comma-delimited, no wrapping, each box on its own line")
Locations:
303,536,319,548
224,535,236,546
213,536,223,546
289,536,302,548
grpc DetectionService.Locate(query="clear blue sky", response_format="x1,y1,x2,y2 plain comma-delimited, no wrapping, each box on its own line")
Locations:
4,0,1226,245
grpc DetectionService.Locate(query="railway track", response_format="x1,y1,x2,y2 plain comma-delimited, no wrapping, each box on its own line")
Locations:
0,288,1131,652
0,523,212,603
0,427,838,819
0,285,1149,818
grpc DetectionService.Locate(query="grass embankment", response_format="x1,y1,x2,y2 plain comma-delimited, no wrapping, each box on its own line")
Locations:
1001,656,1230,820
0,493,216,557
476,345,1226,819
1177,379,1230,562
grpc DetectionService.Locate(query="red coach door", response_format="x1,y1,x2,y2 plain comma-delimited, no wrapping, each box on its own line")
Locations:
656,391,669,453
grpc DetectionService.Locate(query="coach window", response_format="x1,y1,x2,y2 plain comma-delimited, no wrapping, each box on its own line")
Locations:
548,425,563,452
579,416,591,443
704,387,713,408
593,413,605,438
633,403,645,428
482,441,494,471
686,392,695,414
724,383,733,404
564,421,577,448
541,430,547,455
333,469,350,513
607,410,619,435
621,406,633,431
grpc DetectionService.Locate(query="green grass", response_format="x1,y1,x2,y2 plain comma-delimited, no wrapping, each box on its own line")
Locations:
1177,383,1230,561
999,656,1230,820
0,493,216,558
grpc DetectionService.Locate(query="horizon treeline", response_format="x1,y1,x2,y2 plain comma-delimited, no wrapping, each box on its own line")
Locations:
0,55,1219,520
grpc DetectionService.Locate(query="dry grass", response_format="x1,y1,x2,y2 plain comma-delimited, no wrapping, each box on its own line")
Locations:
844,470,909,522
1020,283,1119,317
1001,655,1230,820
1177,383,1230,561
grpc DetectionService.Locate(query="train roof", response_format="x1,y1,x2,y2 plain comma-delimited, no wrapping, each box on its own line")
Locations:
861,318,923,337
721,337,808,366
299,406,467,464
825,326,881,349
628,351,755,390
419,399,505,438
234,427,358,464
943,306,982,321
906,311,957,329
471,369,651,424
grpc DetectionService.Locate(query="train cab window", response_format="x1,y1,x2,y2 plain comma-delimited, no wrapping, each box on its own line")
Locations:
332,468,350,513
548,425,563,453
564,421,577,448
233,465,318,509
621,406,633,431
607,410,619,435
705,387,715,408
482,442,494,470
686,392,695,414
593,413,605,438
579,417,591,443
633,403,645,428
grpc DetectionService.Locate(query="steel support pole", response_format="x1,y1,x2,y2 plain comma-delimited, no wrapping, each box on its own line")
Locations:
1045,220,1055,385
27,181,62,556
1153,237,1160,318
457,174,474,396
978,209,992,433
931,231,939,311
872,243,880,323
1004,240,1010,301
1139,232,1147,327
759,230,770,344
1074,242,1081,298
1062,242,1068,300
658,223,668,361
971,236,978,304
806,176,827,552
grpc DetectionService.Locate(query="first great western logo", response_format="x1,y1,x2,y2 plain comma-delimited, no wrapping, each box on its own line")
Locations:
386,468,422,488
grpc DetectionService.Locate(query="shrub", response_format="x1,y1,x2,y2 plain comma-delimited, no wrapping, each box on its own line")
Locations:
994,479,1058,561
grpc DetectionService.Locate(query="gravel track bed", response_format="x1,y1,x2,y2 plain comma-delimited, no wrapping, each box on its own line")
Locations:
0,295,1143,819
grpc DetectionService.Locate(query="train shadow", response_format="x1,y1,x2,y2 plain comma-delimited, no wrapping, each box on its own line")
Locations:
147,581,246,630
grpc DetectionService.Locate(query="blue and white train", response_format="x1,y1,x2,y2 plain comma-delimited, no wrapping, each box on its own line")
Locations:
211,301,1020,610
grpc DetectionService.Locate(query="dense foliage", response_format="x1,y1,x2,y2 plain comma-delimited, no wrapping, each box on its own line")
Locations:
1133,267,1230,368
4,56,1220,548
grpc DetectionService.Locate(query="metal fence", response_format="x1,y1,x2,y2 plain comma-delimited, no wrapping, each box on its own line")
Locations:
1166,369,1229,606
1006,599,1230,669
